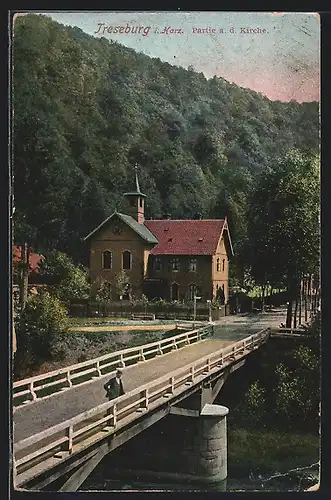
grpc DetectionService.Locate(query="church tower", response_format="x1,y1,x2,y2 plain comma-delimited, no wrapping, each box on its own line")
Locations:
123,165,146,224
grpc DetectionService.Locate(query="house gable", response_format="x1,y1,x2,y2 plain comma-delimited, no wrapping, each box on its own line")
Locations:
84,212,158,245
215,219,234,260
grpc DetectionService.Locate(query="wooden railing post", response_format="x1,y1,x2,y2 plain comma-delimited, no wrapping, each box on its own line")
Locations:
66,371,73,389
172,338,178,350
66,425,73,455
29,381,37,401
139,348,146,362
203,358,210,374
144,388,149,410
113,404,117,427
96,361,102,377
157,343,163,355
119,354,126,368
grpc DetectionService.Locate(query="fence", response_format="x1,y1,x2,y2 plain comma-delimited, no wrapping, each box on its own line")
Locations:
69,301,227,320
14,328,270,485
13,325,213,408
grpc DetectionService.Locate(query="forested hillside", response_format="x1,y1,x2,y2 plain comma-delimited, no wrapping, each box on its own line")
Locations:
13,14,319,262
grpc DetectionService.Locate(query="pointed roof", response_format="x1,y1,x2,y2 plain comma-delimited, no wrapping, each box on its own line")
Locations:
144,218,234,256
83,212,158,244
124,164,146,197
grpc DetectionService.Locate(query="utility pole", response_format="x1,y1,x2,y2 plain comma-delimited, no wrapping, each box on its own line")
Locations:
193,294,201,328
206,299,212,323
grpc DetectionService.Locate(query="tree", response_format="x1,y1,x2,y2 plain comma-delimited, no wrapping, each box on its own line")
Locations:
14,291,69,378
114,270,130,299
94,277,112,302
246,150,319,324
12,13,319,270
13,214,38,310
39,250,91,304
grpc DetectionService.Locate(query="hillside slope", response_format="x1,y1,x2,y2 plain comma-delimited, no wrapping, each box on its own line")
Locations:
12,14,319,260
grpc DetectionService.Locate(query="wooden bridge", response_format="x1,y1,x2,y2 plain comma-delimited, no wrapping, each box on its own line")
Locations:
13,308,314,491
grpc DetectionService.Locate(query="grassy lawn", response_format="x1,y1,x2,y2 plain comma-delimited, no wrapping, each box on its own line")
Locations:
68,316,134,326
247,287,285,298
228,427,319,475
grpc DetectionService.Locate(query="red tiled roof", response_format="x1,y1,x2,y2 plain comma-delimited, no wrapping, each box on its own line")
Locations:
144,219,226,255
13,246,45,274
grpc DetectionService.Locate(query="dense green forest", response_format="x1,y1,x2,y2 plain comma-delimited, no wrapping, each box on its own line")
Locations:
13,14,319,265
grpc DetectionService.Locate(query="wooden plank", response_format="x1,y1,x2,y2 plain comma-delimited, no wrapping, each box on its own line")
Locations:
211,373,228,401
169,406,199,418
26,448,101,490
74,414,112,439
15,436,68,468
59,446,109,492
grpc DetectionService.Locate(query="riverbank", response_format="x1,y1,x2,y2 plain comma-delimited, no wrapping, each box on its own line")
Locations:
228,428,319,489
80,427,319,492
31,327,178,376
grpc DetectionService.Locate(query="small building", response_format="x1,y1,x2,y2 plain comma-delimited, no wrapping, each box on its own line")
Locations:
12,246,45,284
84,170,233,303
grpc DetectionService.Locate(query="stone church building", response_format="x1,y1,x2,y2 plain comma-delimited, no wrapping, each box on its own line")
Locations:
84,171,233,303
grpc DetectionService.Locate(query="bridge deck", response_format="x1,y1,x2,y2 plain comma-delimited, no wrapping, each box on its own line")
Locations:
13,308,286,443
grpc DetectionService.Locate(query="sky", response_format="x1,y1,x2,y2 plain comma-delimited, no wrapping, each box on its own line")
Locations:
35,11,320,103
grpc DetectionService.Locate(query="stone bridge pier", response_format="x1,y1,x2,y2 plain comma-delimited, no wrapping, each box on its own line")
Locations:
197,404,229,483
90,389,230,489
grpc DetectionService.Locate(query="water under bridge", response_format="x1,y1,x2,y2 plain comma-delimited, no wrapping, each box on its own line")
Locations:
13,308,312,491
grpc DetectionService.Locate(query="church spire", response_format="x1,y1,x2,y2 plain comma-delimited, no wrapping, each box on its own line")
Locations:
134,164,142,194
123,164,146,224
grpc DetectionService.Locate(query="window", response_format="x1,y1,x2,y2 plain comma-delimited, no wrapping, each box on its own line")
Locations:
155,257,162,271
189,258,197,272
171,258,180,271
171,282,179,301
222,259,225,272
188,283,197,301
122,250,131,270
216,258,220,272
102,250,112,270
139,197,143,208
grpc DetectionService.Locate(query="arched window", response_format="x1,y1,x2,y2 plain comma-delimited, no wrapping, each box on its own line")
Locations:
139,197,143,208
102,251,112,270
122,250,132,270
170,257,180,271
188,283,197,301
154,257,162,271
189,258,197,272
171,282,179,301
216,258,220,272
222,259,225,272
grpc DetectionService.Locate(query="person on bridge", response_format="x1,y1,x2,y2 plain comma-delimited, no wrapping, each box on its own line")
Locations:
104,368,125,400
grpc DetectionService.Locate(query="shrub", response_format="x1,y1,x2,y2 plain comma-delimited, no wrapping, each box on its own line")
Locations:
40,250,91,304
14,291,69,378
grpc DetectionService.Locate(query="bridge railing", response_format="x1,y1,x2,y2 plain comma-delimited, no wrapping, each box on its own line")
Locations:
14,328,269,483
13,324,213,408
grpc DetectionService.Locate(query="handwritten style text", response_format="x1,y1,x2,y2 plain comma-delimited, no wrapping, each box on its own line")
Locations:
94,23,151,37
